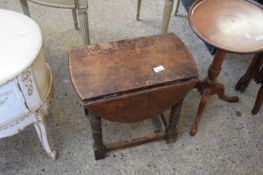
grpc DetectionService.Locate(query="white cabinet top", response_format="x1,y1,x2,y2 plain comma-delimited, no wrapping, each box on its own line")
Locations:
0,9,42,85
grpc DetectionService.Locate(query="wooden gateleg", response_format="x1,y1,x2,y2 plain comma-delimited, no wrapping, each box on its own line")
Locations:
166,100,183,143
88,111,106,160
191,50,239,136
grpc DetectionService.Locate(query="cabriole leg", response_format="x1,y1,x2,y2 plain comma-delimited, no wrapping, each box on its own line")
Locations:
34,118,56,159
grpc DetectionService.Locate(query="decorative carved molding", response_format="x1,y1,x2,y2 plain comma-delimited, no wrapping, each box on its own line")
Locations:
21,68,34,96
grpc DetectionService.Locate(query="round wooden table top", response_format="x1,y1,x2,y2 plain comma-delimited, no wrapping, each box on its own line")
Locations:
189,0,263,53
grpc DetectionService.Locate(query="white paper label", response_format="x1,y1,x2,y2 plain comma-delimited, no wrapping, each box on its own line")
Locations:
153,65,165,73
255,35,263,41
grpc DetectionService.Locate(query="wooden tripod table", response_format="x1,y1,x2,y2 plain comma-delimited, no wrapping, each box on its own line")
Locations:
69,33,198,160
188,0,263,136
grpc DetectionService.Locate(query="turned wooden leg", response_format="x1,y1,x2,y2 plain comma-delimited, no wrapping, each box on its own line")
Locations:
161,0,174,33
207,50,238,102
190,89,211,136
20,0,30,16
89,112,105,160
72,8,79,29
174,0,180,16
136,0,142,21
252,85,263,115
192,49,239,136
207,49,225,80
236,53,262,92
166,100,183,143
77,0,90,45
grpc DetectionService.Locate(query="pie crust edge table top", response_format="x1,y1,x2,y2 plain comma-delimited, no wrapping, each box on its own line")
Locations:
189,0,263,53
69,33,198,101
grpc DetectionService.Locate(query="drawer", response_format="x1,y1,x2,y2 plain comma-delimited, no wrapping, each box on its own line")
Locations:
0,80,28,124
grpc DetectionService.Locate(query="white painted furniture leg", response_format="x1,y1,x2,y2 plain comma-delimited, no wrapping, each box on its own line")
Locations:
34,119,56,159
174,0,180,16
72,8,79,29
19,0,31,16
136,0,142,21
78,0,90,45
161,0,174,33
